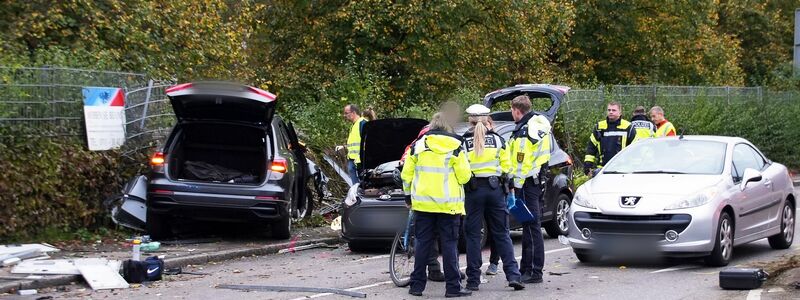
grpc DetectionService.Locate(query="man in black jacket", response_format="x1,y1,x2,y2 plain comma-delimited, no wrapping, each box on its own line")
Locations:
583,102,636,175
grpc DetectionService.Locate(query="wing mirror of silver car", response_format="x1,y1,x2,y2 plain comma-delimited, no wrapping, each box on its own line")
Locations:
740,168,763,191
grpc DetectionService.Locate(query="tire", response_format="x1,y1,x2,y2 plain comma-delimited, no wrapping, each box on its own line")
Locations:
271,216,292,240
544,193,571,238
293,183,315,221
768,201,795,249
390,230,415,287
705,212,733,267
145,211,172,240
458,218,487,253
574,250,601,263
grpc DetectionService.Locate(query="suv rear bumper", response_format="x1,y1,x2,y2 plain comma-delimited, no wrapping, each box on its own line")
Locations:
148,190,289,223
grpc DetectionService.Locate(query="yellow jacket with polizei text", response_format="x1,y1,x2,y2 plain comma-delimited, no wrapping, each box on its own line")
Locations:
508,113,551,188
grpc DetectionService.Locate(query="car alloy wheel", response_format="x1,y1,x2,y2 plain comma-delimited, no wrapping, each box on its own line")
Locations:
782,205,794,243
719,218,733,261
556,198,570,233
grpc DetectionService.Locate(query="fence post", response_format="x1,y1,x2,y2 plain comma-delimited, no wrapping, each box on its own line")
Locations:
139,79,154,130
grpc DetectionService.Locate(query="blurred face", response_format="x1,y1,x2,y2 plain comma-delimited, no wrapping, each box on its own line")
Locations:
511,108,523,122
607,104,621,121
343,106,357,122
650,111,665,123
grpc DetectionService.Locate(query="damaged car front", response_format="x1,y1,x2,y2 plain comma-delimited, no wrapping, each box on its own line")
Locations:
340,118,429,251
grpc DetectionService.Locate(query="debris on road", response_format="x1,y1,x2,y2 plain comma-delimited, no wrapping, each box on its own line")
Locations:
216,284,367,298
330,216,342,231
548,272,570,276
278,243,328,254
77,264,129,290
11,258,121,275
17,289,37,295
163,267,209,276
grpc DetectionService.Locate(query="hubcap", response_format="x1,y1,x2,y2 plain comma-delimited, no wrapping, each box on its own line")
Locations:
719,218,732,260
557,199,570,232
783,205,794,242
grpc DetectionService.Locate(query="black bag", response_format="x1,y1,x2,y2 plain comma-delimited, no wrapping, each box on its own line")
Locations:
719,268,768,290
122,256,164,283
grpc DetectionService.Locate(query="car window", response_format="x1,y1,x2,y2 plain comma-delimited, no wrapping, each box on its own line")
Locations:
603,140,726,175
732,144,764,178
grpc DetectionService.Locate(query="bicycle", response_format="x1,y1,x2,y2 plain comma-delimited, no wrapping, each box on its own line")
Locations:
389,210,415,287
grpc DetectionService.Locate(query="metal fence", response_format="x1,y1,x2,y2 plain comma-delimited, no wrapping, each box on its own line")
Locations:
0,66,175,157
1,66,798,167
562,85,800,169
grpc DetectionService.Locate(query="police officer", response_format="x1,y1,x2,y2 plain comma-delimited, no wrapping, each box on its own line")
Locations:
343,104,367,184
630,105,655,143
462,104,524,291
402,113,472,298
583,101,636,174
508,95,551,284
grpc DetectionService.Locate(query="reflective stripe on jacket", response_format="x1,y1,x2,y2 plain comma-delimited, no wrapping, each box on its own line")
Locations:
401,131,471,215
508,112,552,188
462,130,510,177
655,120,676,137
584,118,635,167
346,117,367,163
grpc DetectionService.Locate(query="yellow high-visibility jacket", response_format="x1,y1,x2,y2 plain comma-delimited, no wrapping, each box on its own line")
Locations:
508,113,551,188
346,117,367,163
402,131,471,215
462,130,510,177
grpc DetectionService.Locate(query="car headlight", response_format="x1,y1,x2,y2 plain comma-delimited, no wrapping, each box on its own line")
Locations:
343,184,360,207
665,187,717,210
573,187,596,209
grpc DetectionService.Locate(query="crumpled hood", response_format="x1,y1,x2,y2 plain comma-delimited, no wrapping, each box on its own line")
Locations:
424,132,463,154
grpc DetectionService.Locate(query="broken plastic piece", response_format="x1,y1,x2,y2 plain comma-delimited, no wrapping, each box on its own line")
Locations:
216,284,366,298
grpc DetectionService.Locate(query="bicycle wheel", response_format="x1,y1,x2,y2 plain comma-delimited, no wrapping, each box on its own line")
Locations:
389,227,415,287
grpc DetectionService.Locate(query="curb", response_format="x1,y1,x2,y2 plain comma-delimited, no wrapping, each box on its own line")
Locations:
0,236,340,294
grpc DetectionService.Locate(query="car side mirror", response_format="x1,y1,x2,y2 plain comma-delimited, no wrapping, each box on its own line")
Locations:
591,168,602,178
740,168,762,191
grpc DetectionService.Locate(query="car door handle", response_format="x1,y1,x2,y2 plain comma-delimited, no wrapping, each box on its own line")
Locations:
764,179,772,188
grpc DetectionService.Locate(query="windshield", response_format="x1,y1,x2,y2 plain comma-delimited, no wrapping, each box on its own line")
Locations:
603,140,727,175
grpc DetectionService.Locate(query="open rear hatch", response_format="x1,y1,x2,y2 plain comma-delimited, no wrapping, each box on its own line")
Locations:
482,84,570,123
166,82,277,126
164,82,277,184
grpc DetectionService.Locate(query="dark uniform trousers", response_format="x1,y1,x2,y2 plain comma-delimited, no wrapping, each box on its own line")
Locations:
516,178,545,278
465,179,521,286
410,211,462,294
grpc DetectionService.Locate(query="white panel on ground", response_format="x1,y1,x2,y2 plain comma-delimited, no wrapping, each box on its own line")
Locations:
0,244,59,256
77,264,129,290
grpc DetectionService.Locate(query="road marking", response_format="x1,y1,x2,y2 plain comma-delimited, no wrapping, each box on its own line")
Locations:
650,265,700,274
746,289,762,300
353,254,390,262
291,247,572,300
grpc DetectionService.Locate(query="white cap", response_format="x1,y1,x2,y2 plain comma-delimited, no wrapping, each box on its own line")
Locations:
465,104,490,116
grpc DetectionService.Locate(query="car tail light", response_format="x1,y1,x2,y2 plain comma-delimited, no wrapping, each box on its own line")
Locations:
165,83,193,93
150,152,165,166
270,158,288,173
153,189,173,195
255,195,278,200
248,87,277,101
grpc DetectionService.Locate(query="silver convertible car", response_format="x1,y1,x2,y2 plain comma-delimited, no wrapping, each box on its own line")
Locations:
567,136,796,266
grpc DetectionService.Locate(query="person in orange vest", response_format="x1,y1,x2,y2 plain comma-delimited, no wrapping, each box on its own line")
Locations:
649,106,676,137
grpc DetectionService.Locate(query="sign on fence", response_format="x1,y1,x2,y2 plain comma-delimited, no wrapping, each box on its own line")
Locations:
82,87,126,150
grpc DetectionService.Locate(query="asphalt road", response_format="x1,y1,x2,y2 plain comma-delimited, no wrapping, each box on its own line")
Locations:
31,188,800,300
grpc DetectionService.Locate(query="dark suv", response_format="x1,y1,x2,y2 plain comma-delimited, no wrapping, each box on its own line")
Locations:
145,82,313,239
